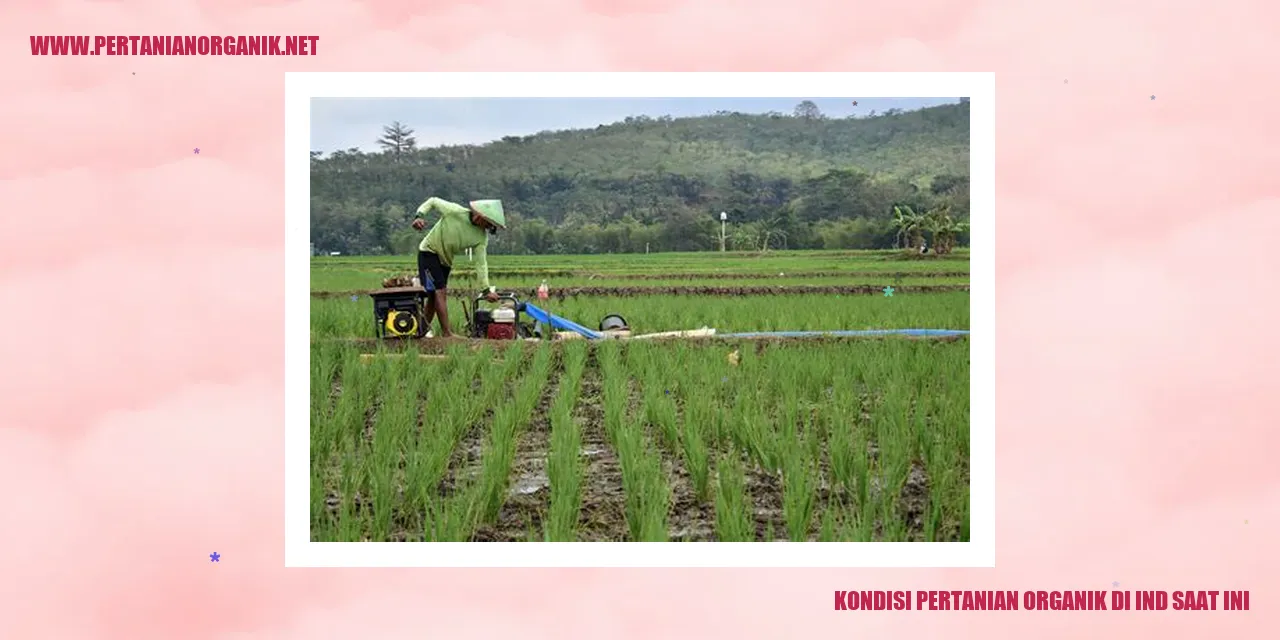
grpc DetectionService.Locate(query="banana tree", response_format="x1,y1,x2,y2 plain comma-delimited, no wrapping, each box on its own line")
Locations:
892,205,926,250
925,205,968,254
731,217,788,252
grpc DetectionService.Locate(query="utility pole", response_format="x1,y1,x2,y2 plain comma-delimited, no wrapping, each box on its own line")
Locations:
719,211,728,252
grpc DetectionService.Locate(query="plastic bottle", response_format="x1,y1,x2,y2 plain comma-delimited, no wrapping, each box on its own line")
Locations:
537,279,549,301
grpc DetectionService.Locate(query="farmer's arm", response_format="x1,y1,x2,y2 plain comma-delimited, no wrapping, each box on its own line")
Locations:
473,241,494,293
413,197,469,227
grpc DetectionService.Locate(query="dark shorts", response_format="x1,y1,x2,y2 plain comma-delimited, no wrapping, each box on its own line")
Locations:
418,250,451,292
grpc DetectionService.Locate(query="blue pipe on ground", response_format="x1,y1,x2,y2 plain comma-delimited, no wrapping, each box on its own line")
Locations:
521,302,604,339
716,329,969,338
521,304,968,341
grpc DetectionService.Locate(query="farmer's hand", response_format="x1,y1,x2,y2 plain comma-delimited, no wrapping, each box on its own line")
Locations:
485,291,499,302
411,218,426,230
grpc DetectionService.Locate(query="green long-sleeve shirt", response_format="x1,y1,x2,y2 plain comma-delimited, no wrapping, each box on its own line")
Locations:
416,197,492,291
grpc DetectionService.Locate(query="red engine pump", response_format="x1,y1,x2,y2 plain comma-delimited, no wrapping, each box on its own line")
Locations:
486,305,519,340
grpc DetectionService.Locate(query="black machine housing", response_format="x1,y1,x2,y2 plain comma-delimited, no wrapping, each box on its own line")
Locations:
370,287,427,339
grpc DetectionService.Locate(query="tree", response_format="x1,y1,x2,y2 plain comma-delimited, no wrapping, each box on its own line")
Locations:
891,205,926,250
793,100,824,120
310,101,972,254
930,173,968,196
925,204,968,255
377,121,417,156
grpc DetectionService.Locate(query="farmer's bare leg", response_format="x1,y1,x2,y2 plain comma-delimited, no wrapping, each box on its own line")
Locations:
433,289,452,337
421,294,436,331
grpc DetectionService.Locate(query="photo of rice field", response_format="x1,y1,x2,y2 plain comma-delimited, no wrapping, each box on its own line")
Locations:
310,251,970,542
308,95,972,543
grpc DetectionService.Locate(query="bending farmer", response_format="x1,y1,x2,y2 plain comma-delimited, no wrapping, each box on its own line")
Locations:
411,197,506,338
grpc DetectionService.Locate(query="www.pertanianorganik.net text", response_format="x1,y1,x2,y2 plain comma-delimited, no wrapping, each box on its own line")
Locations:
30,35,319,56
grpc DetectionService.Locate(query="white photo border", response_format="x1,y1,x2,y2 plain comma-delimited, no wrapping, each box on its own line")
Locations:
285,71,995,568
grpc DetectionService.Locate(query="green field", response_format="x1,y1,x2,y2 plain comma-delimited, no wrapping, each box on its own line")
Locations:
310,250,970,542
311,249,970,292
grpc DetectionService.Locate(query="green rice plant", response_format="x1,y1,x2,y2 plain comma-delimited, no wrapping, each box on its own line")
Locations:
311,280,973,543
472,347,556,525
361,346,431,539
335,437,362,541
599,343,670,541
713,451,754,542
732,394,779,473
309,291,970,339
419,345,529,539
640,379,682,455
400,343,485,518
779,401,818,541
613,421,670,541
681,407,712,502
546,341,589,541
824,379,859,503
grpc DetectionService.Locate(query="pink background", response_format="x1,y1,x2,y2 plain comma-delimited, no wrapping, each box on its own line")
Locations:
2,0,1276,637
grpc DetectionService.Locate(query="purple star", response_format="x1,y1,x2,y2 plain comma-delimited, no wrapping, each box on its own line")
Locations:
194,148,200,154
210,552,220,562
1150,95,1155,101
1112,581,1119,588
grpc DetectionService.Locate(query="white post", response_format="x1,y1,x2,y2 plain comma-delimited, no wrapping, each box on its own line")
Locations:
645,243,650,254
719,211,728,252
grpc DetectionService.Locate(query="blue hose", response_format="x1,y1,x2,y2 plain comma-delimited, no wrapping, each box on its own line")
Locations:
716,329,969,338
522,303,968,341
522,302,604,339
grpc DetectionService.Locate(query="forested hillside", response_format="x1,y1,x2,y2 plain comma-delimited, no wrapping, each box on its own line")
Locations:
310,100,970,255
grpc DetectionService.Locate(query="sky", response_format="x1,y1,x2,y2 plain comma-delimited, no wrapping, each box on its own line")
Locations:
309,97,963,153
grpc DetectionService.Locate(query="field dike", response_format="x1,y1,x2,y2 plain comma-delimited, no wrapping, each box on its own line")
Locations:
313,284,970,299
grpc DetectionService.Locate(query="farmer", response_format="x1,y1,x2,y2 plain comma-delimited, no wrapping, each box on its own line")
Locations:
410,197,506,338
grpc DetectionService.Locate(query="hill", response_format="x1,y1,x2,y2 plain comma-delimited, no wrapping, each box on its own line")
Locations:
310,100,971,255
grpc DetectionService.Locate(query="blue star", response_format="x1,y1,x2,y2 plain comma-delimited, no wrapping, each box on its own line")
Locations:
210,552,220,562
350,295,358,302
882,286,895,297
1150,95,1155,101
